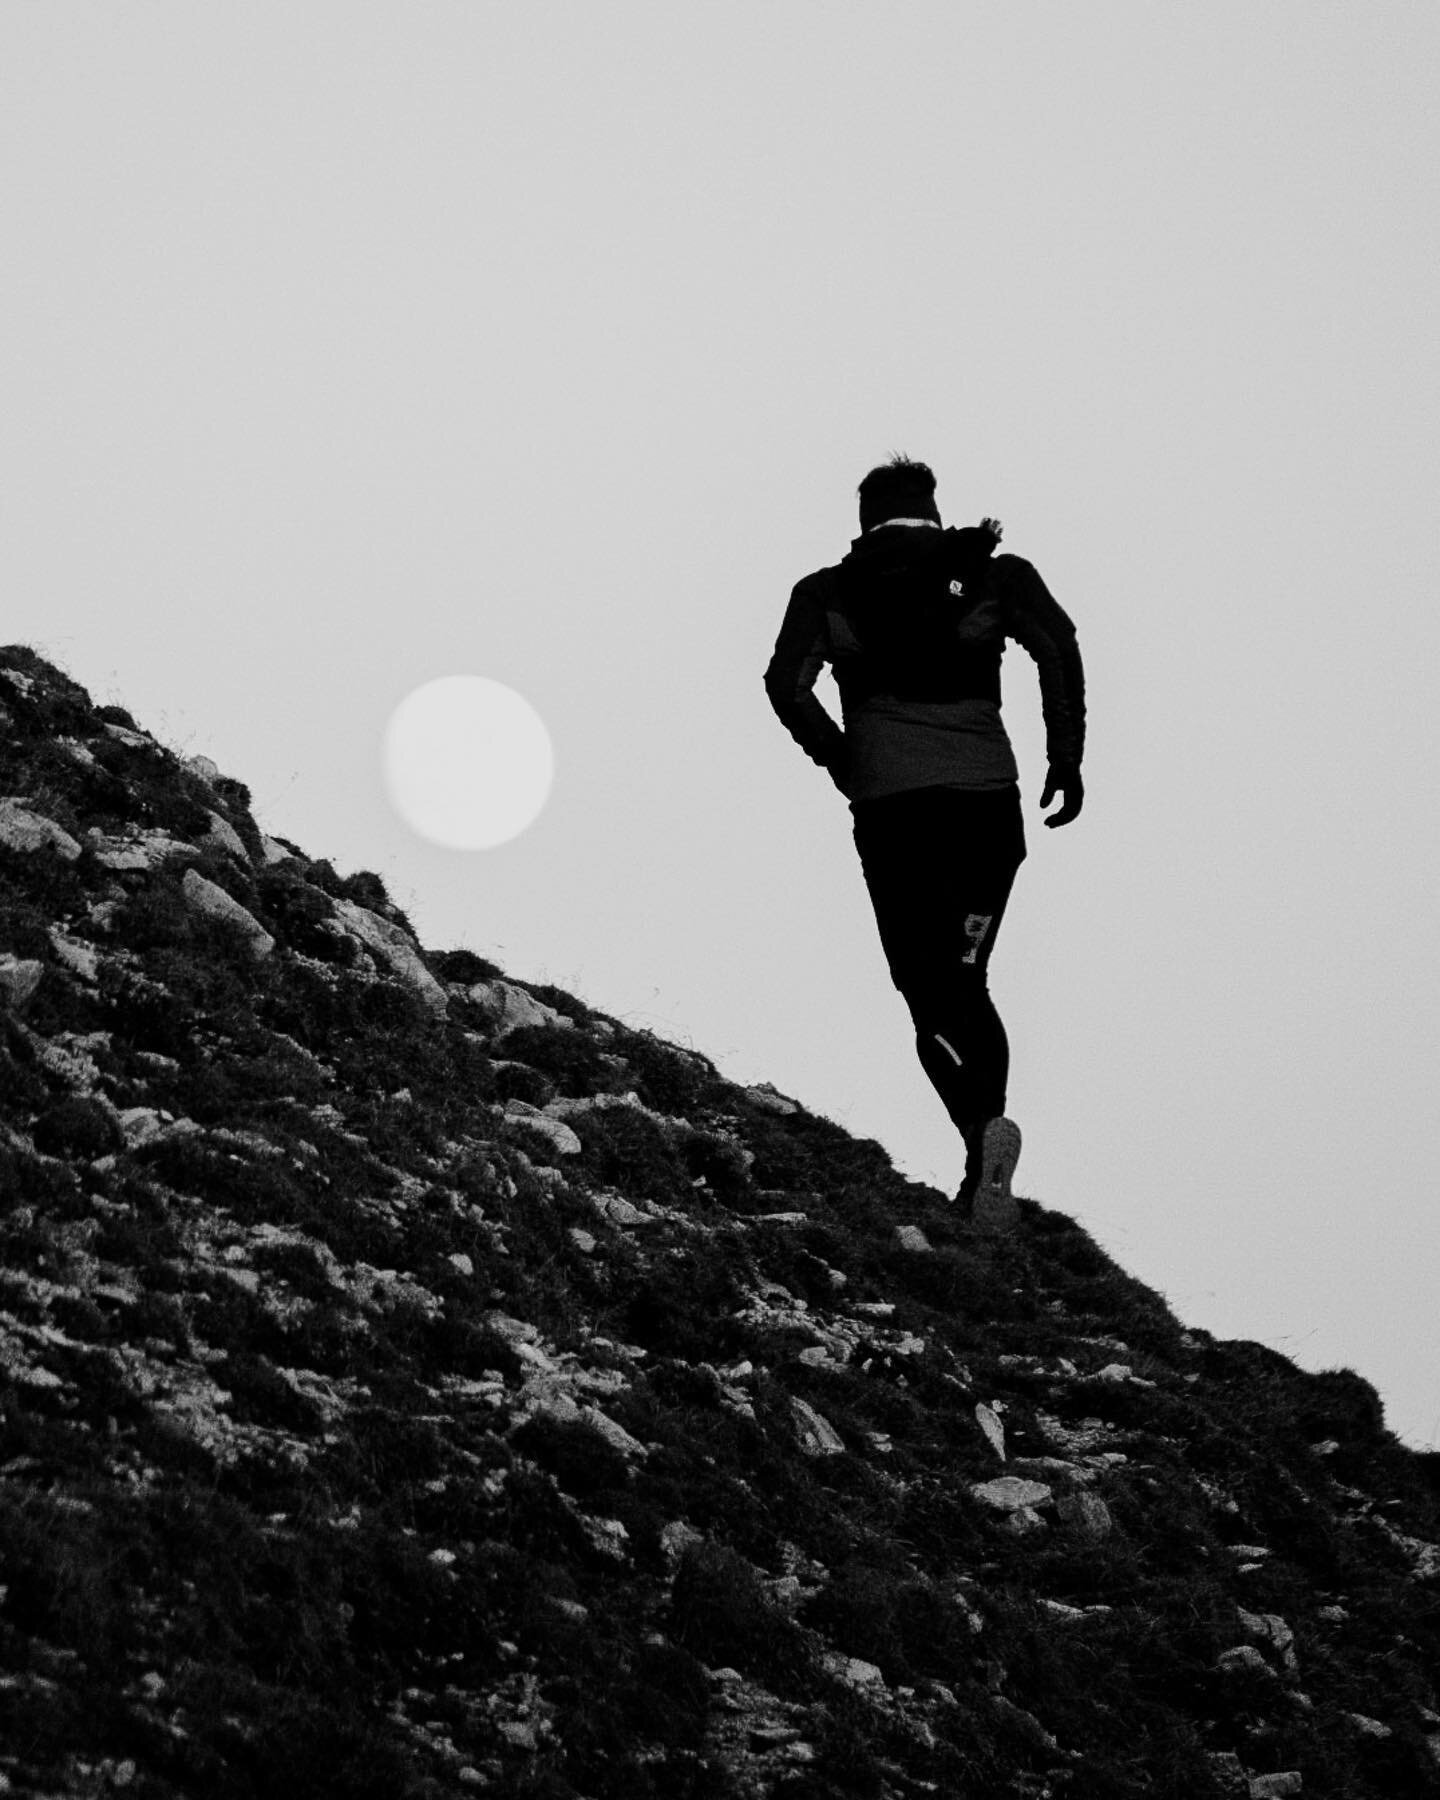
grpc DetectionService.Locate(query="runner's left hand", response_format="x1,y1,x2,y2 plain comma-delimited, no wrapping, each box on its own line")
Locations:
1040,763,1084,827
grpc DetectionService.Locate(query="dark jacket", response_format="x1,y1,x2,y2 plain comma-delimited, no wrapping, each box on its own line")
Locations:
764,521,1085,797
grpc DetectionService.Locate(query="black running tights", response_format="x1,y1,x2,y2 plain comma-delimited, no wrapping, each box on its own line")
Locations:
851,784,1027,1147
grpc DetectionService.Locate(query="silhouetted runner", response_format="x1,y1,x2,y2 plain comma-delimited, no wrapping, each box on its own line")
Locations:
765,456,1085,1227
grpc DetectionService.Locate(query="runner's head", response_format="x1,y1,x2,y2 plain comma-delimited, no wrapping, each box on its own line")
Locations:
857,455,941,532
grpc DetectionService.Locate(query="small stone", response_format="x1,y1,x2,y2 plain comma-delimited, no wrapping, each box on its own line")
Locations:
975,1402,1007,1460
743,1082,799,1115
184,754,221,783
447,1253,474,1277
971,1476,1052,1513
660,1519,704,1565
1057,1490,1113,1541
568,1228,597,1253
1346,1714,1391,1738
578,1515,628,1558
822,1652,884,1689
118,1107,168,1148
260,836,295,864
1248,1776,1302,1798
502,1100,582,1156
594,1193,652,1225
1238,1610,1298,1676
48,931,100,981
0,957,43,1011
894,1223,932,1252
1217,1645,1273,1678
790,1396,844,1456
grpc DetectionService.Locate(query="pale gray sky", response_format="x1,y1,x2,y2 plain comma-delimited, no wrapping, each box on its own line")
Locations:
5,4,1438,1447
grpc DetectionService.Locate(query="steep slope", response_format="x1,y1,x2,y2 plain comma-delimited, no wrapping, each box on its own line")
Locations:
1,642,1438,1800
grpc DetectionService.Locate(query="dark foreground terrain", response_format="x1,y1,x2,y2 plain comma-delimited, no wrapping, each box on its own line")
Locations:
1,643,1437,1799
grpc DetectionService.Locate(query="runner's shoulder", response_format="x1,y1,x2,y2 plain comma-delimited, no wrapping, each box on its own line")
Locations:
789,562,843,606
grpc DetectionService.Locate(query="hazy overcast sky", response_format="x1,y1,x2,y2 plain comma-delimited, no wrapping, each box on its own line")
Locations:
5,4,1438,1448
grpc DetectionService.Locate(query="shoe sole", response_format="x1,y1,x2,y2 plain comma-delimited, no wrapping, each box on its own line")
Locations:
970,1116,1022,1234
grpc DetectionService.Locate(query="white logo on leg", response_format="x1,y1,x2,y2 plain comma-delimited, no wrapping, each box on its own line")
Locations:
961,913,993,966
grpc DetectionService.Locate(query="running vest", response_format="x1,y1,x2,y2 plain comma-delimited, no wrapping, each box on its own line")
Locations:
825,523,1005,710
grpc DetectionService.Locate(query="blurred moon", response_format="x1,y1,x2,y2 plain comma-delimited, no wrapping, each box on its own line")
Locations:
382,676,554,849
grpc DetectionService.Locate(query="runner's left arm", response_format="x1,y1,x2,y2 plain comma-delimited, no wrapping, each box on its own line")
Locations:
763,574,849,792
1000,555,1087,822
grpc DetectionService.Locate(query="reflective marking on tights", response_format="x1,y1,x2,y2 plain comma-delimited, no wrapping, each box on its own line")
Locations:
961,913,994,966
933,1033,963,1068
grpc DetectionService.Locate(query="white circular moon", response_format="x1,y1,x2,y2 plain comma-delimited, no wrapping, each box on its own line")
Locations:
382,675,554,849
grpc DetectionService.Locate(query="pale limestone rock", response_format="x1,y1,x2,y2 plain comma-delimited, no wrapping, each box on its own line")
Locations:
975,1402,1007,1461
1238,1609,1298,1675
577,1515,628,1559
594,1194,653,1226
468,978,573,1037
582,1405,649,1460
1093,1362,1156,1386
1248,1776,1302,1798
103,722,153,749
184,754,221,784
1217,1645,1273,1678
204,811,249,859
568,1228,597,1253
990,1695,1060,1753
0,958,43,1011
893,1223,931,1252
503,1101,582,1157
333,900,447,1017
34,1032,105,1086
260,836,295,865
743,1082,798,1115
971,1476,1052,1513
88,830,189,871
181,870,275,958
447,1253,474,1277
1346,1714,1392,1738
48,930,100,981
0,800,82,860
660,1519,705,1566
821,1652,884,1689
790,1396,844,1456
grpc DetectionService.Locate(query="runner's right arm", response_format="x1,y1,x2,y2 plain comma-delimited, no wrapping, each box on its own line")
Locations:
763,573,850,793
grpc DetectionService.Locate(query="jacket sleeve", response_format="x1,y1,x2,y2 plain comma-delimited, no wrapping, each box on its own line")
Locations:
763,573,848,780
1000,556,1087,770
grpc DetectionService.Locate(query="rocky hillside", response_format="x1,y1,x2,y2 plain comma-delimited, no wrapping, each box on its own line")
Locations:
1,643,1438,1800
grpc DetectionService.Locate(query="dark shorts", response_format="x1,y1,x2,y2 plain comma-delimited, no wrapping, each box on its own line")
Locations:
850,784,1026,995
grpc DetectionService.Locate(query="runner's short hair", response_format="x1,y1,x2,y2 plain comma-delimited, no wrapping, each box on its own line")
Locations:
857,455,941,531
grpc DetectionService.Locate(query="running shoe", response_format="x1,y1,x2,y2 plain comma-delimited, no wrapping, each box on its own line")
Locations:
969,1116,1022,1233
